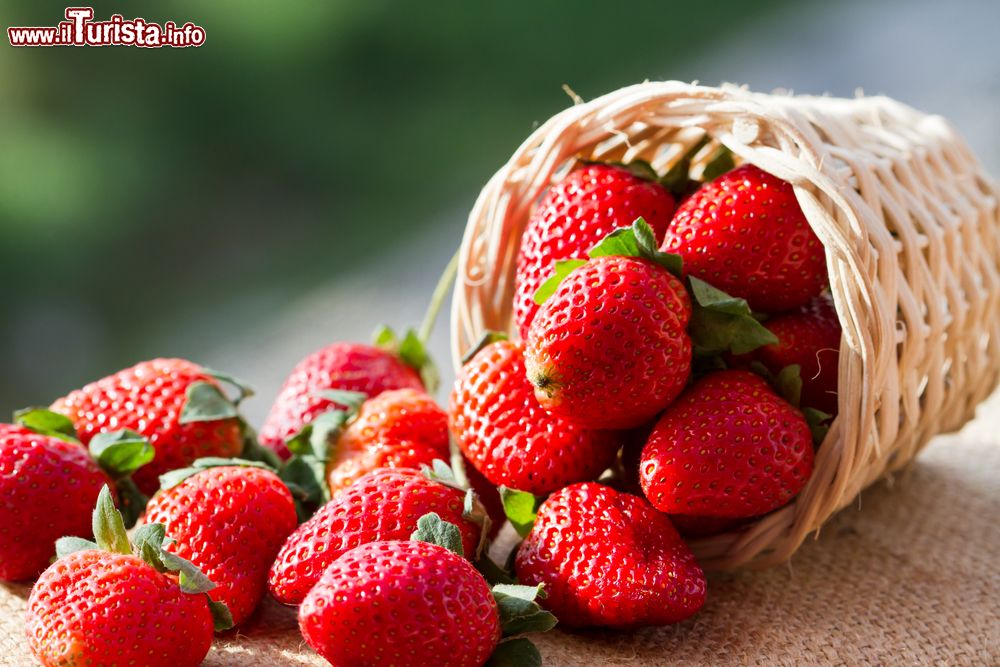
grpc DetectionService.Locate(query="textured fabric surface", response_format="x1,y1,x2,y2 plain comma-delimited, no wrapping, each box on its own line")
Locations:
3,391,998,666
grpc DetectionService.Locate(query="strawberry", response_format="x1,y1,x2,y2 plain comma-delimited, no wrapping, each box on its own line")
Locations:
525,254,693,430
735,293,841,415
0,424,109,581
143,461,298,625
268,467,485,605
514,162,675,337
259,343,424,459
300,540,501,667
325,388,450,495
450,339,619,494
515,482,706,627
25,486,231,667
640,370,814,518
52,358,249,496
661,163,827,313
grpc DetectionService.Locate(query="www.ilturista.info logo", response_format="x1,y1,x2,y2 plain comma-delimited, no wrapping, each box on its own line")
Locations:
8,7,205,48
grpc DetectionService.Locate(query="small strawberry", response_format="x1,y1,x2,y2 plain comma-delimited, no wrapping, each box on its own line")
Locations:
52,358,251,496
300,539,500,667
0,424,109,581
515,482,706,628
325,388,450,495
144,461,298,625
268,467,486,605
450,339,619,495
259,343,424,459
735,293,841,415
514,162,676,337
661,163,827,313
525,254,693,430
300,513,555,667
640,370,814,518
25,486,231,667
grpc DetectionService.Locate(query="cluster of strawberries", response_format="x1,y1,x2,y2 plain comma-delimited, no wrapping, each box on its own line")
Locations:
0,150,841,667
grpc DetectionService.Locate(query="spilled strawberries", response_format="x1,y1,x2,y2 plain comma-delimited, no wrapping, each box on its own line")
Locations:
2,151,839,666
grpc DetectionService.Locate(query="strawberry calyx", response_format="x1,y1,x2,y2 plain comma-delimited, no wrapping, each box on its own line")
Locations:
533,218,683,305
687,277,778,357
374,325,439,393
158,456,276,491
499,487,540,539
745,362,832,446
421,459,493,559
411,512,466,557
485,584,557,667
15,407,154,527
54,485,235,632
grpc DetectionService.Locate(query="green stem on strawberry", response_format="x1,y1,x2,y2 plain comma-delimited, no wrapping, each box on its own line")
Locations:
419,249,460,345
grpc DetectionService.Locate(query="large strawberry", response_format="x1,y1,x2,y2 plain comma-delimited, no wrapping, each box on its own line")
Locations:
661,163,827,313
525,254,692,430
640,370,814,518
0,424,109,581
325,388,450,495
300,539,501,667
450,338,619,495
515,482,706,628
25,486,231,667
514,162,676,337
52,358,249,496
268,467,486,605
259,343,424,459
735,293,841,415
144,461,298,625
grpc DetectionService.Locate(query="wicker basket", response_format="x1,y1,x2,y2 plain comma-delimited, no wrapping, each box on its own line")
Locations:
450,81,1000,569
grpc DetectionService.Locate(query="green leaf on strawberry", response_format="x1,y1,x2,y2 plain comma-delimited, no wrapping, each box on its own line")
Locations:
588,218,683,276
411,512,465,557
688,276,778,356
374,325,440,393
486,638,543,667
749,362,803,408
804,407,833,445
92,485,132,556
499,487,540,538
159,456,274,490
492,583,558,636
532,259,585,305
54,536,98,559
179,381,240,423
159,550,216,595
208,600,235,632
199,367,255,405
89,430,154,479
14,407,78,442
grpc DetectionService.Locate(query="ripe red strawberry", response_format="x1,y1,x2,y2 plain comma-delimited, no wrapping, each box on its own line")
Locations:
260,343,424,459
144,463,298,625
514,163,675,337
450,339,619,494
52,358,245,495
326,388,449,495
662,163,827,313
515,482,706,627
736,293,841,415
25,486,228,667
525,255,693,430
0,424,109,581
300,540,501,667
268,467,484,605
640,370,814,518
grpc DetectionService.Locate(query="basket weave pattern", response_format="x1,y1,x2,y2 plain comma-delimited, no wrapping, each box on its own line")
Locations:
451,82,1000,568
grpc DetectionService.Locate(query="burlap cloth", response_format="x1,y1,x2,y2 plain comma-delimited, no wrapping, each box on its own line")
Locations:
3,391,998,666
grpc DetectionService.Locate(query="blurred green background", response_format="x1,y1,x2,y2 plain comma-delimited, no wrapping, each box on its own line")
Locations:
2,0,998,421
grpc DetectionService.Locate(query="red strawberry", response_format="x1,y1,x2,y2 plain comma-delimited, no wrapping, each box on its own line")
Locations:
525,255,693,430
143,463,298,625
640,370,814,518
0,424,109,581
52,359,245,495
662,163,827,313
268,467,484,605
515,482,706,627
736,293,841,415
299,540,501,667
326,388,450,495
514,163,675,337
25,487,228,667
260,343,424,459
450,339,619,494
